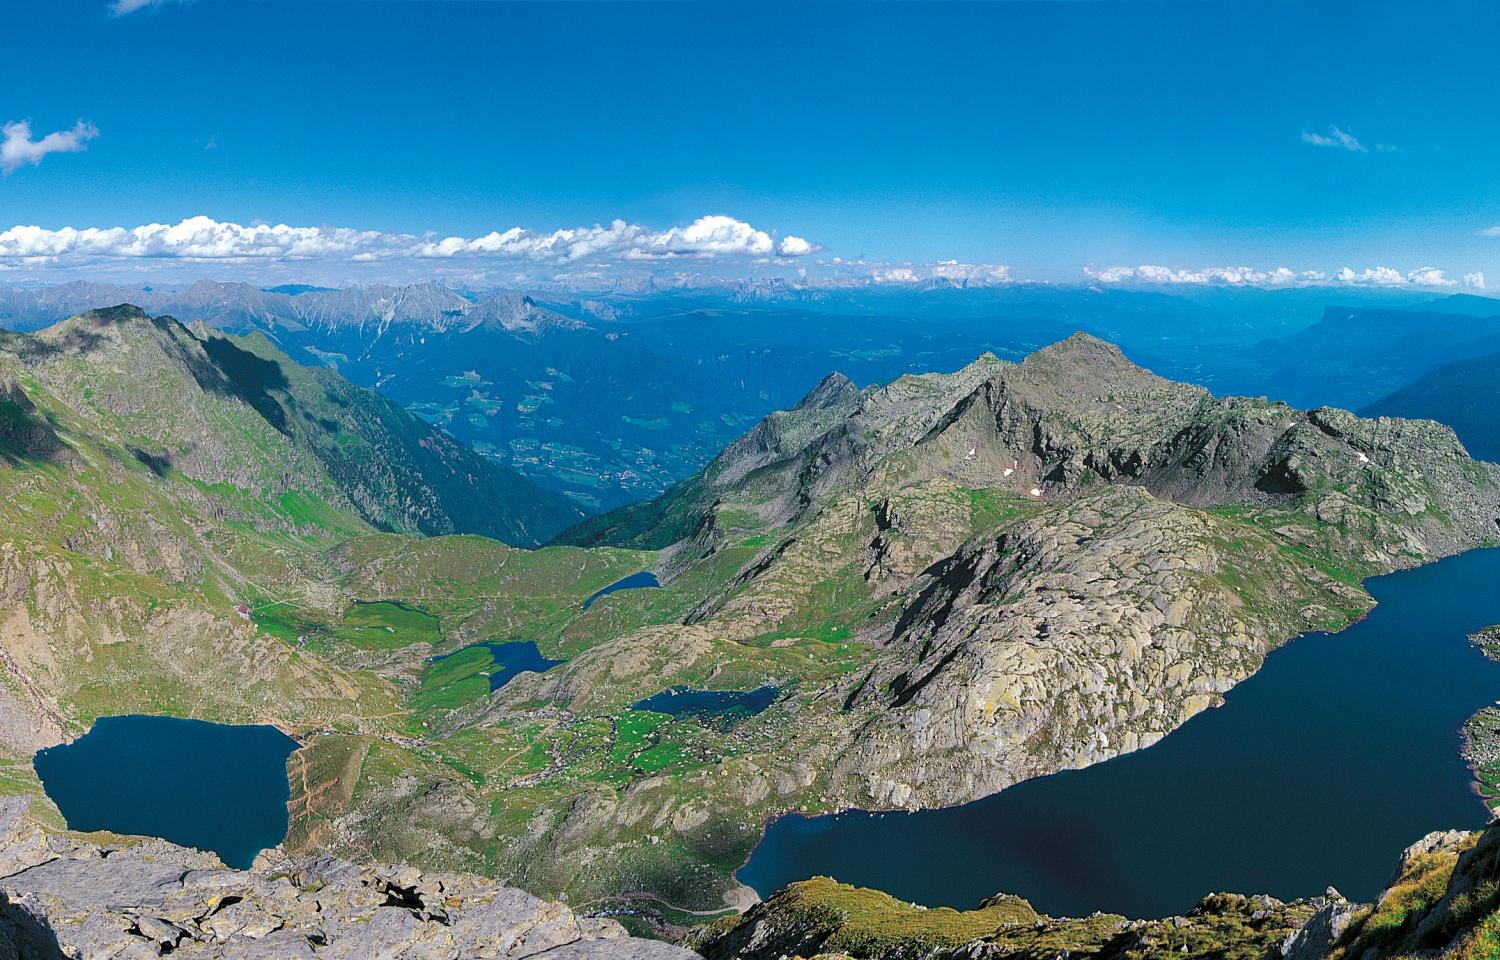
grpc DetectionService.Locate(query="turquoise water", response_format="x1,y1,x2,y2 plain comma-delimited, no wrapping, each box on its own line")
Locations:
583,571,661,609
633,685,780,729
434,640,564,691
739,548,1500,918
33,715,300,869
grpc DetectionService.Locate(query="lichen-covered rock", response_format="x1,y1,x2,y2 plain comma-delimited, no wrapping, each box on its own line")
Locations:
0,802,699,959
1280,889,1356,960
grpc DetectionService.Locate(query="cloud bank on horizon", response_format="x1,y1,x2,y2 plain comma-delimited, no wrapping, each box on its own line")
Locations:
0,214,819,284
0,214,1488,293
1084,264,1485,291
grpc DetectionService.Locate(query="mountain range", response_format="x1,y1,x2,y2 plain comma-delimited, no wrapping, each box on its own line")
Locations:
4,306,1500,948
7,282,1497,515
1364,351,1500,463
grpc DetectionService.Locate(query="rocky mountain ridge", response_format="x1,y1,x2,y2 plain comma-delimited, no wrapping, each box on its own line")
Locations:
0,305,583,545
0,281,588,339
0,799,698,959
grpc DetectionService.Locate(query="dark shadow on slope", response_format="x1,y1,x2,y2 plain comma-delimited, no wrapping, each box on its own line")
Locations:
0,379,67,466
196,333,293,435
0,889,69,959
129,446,175,477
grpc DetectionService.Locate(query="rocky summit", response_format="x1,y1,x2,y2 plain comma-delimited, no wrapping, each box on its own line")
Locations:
0,799,698,959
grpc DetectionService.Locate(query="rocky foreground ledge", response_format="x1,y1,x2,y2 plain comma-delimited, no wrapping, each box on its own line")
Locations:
688,824,1500,960
0,799,700,959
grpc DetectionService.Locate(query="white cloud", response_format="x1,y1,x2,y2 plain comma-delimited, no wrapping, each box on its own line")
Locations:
811,258,1010,286
1087,263,1463,289
928,260,1011,282
1085,264,1326,286
1465,272,1486,289
1479,226,1500,237
0,216,390,260
777,235,814,257
1403,267,1455,287
1,120,100,174
108,0,187,16
414,215,817,262
1301,126,1368,154
1333,266,1407,285
1087,266,1137,284
0,214,819,271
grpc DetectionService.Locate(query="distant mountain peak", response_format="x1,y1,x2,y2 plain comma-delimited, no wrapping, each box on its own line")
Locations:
1024,330,1130,365
794,370,858,410
72,303,153,326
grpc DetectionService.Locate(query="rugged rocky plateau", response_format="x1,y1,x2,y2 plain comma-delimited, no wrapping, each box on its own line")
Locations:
7,793,1498,960
0,799,697,959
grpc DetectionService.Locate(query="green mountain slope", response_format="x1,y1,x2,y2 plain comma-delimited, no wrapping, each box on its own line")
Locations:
0,306,582,546
0,304,575,795
195,326,585,544
1363,350,1500,464
0,314,404,791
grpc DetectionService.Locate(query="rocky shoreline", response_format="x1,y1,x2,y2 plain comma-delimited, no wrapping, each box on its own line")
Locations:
1462,626,1500,813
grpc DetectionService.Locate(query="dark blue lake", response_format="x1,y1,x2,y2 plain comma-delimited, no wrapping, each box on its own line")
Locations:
583,571,661,609
739,547,1500,919
633,685,780,729
33,715,300,869
434,640,564,691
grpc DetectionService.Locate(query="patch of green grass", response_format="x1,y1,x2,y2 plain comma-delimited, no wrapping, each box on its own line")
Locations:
1340,848,1464,954
1454,909,1500,960
413,646,494,712
335,600,442,650
768,878,1040,954
611,710,669,764
961,487,1032,532
278,490,365,535
250,604,311,643
632,742,689,773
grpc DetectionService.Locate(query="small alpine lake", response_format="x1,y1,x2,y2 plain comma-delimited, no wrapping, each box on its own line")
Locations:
739,547,1500,919
33,715,300,869
632,685,780,729
431,639,565,692
582,570,661,609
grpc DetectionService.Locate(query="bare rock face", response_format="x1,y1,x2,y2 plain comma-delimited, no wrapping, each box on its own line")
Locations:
0,800,699,959
1279,890,1355,960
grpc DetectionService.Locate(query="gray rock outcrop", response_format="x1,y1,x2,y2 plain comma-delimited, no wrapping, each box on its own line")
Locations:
0,799,699,959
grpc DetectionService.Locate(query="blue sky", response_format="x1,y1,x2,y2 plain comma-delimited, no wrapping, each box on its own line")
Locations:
3,0,1499,289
